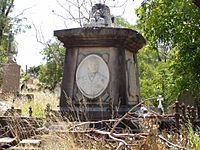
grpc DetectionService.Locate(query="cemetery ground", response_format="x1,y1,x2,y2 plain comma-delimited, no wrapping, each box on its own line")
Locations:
0,92,200,150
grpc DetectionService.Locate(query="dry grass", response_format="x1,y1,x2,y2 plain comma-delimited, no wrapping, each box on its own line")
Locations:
38,133,77,150
1,92,200,149
13,91,59,117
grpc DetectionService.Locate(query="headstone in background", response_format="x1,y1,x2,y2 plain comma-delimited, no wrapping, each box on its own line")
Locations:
194,0,200,7
177,91,194,107
2,62,20,94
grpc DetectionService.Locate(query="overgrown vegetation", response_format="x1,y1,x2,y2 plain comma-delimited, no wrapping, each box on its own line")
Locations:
38,40,65,90
0,0,30,88
136,0,200,108
2,0,200,148
0,0,14,63
14,91,59,116
0,0,29,63
4,92,200,149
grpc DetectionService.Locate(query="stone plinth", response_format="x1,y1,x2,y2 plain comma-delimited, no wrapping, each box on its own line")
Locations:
2,63,20,94
54,27,146,121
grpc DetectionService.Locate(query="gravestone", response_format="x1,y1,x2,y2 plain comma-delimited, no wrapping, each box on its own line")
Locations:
54,3,146,121
1,62,20,94
177,91,194,107
194,0,200,7
1,32,20,96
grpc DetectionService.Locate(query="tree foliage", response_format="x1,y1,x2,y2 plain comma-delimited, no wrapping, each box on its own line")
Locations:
0,0,16,87
115,17,135,29
38,40,65,90
0,0,30,88
136,0,200,106
0,0,14,63
138,46,176,108
27,65,41,77
0,0,30,63
112,16,171,107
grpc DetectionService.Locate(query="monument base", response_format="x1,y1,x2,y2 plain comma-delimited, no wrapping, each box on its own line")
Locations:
60,105,139,121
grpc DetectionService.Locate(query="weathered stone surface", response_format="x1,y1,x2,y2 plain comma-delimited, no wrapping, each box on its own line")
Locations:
1,63,20,94
84,3,113,27
125,50,140,105
54,27,146,52
54,27,145,121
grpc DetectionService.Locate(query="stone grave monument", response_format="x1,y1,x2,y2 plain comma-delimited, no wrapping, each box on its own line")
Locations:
2,62,20,94
54,3,146,121
1,33,20,96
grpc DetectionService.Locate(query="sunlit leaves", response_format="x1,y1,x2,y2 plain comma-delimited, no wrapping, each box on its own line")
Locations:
136,0,200,106
38,40,65,90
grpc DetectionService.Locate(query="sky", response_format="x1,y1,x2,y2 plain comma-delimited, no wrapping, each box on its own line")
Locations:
12,0,143,69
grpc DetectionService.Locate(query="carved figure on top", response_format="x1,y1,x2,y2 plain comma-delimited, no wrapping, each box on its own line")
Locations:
84,3,114,27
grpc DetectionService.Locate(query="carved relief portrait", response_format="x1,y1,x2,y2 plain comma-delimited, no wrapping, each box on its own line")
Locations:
76,54,110,99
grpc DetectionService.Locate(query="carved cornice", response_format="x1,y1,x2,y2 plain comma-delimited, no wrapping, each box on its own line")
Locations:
54,27,146,53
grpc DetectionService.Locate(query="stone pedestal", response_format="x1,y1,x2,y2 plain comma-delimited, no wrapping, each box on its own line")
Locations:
54,27,145,121
2,63,20,94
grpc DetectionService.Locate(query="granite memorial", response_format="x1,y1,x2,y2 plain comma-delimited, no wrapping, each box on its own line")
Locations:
54,3,146,121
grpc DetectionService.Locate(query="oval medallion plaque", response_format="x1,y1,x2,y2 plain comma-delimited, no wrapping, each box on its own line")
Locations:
76,54,110,99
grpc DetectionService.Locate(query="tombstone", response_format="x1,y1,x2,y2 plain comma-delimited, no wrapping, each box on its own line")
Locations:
1,32,20,96
177,91,194,107
1,62,20,94
54,3,146,121
194,0,200,7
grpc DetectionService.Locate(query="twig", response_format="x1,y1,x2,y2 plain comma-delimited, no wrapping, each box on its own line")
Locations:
93,129,148,138
158,135,186,150
116,142,124,150
110,102,143,135
109,134,127,146
68,119,117,131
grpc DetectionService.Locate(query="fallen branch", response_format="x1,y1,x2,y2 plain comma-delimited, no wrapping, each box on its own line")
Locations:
116,142,124,150
110,102,143,135
109,134,127,146
158,135,186,150
93,129,148,139
68,119,117,131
